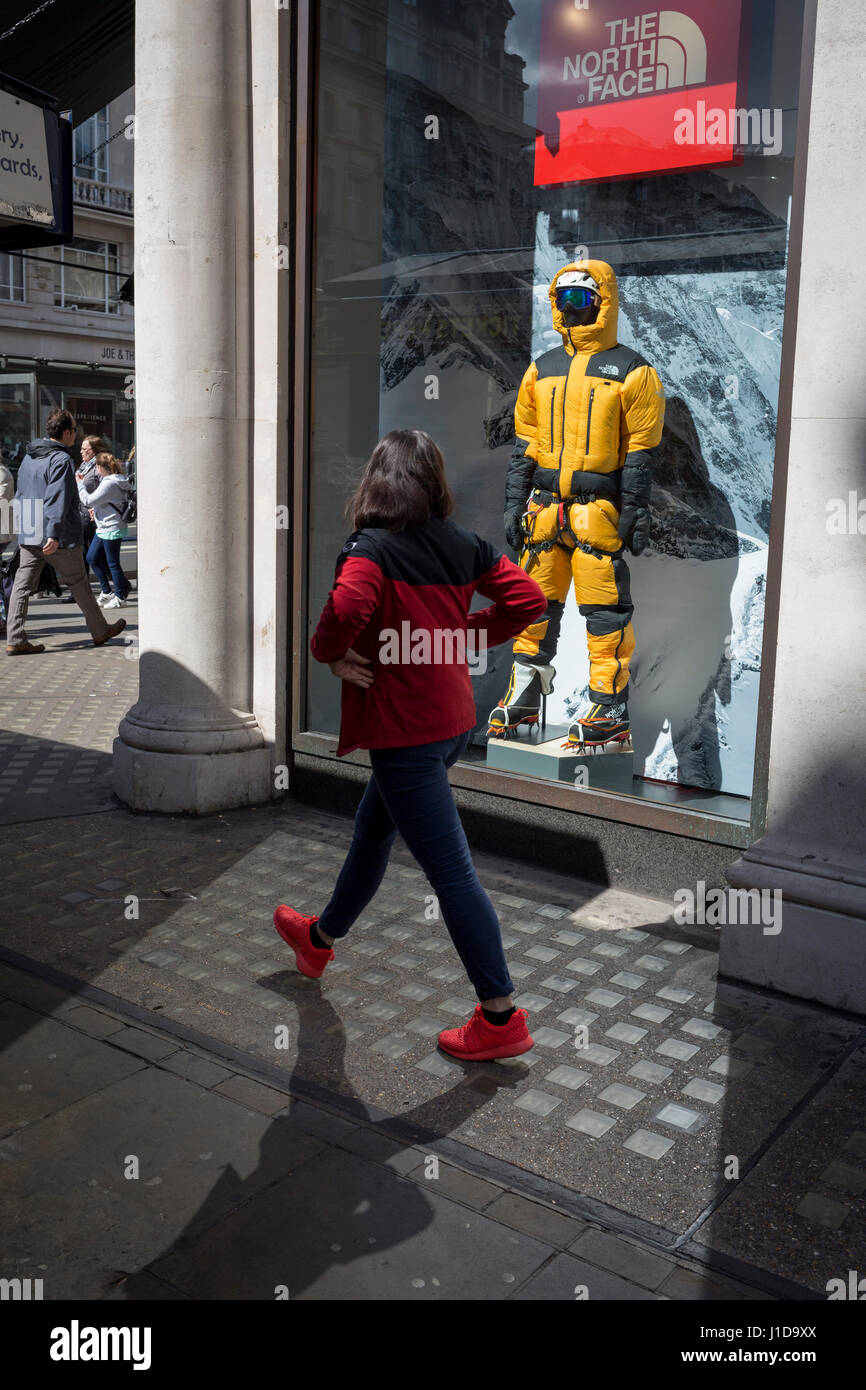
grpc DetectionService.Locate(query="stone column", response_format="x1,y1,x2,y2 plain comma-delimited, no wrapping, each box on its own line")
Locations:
113,0,272,813
721,0,866,1012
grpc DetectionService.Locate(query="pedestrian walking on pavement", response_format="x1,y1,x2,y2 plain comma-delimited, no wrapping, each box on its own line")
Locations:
61,434,103,603
78,435,104,497
77,452,132,608
273,429,548,1062
5,409,127,656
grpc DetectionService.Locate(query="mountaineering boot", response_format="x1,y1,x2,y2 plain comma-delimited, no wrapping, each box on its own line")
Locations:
563,696,631,752
487,661,555,738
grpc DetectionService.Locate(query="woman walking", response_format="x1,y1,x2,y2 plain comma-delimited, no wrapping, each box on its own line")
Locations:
62,434,102,602
75,452,132,608
273,429,547,1061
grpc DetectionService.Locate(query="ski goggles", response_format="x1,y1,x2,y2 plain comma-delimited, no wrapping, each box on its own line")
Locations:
555,286,599,312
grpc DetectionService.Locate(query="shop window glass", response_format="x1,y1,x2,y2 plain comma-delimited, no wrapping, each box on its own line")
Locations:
0,377,33,477
305,0,806,815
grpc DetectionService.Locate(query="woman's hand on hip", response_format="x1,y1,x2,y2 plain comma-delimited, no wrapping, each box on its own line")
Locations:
329,648,374,688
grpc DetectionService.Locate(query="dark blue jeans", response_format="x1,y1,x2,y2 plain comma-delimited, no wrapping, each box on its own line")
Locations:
318,730,514,1002
86,534,130,597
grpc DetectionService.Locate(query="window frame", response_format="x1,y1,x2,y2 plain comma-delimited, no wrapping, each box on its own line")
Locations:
54,236,121,315
289,0,819,852
73,107,110,184
0,252,25,303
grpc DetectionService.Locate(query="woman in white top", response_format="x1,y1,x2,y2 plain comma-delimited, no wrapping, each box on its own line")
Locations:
75,452,132,608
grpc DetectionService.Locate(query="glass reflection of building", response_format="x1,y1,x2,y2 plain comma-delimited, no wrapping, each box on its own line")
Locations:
309,1,537,735
307,0,805,813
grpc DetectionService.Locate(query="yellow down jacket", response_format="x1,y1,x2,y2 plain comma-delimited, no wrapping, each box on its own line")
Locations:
504,260,665,553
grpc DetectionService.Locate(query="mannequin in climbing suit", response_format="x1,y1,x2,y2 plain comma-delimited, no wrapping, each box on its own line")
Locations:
488,260,665,749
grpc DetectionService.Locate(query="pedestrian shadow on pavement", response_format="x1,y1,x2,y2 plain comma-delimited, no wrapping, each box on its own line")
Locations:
113,978,528,1300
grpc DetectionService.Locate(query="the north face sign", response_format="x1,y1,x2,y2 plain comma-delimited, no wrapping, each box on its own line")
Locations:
534,1,744,186
562,11,708,103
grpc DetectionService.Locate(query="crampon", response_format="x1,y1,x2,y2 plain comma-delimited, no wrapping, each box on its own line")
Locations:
487,707,540,739
561,699,631,753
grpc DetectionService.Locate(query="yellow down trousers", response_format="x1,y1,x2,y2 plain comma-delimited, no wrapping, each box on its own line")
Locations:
514,491,635,704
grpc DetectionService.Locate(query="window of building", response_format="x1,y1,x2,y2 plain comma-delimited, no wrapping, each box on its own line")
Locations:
347,19,372,56
73,107,110,183
303,0,808,830
54,238,120,314
346,173,366,234
0,252,25,303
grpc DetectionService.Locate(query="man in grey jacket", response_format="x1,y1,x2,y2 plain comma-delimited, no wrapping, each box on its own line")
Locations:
5,408,126,655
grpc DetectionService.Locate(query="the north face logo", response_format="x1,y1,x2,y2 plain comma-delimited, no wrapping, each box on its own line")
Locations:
534,3,743,188
598,363,620,376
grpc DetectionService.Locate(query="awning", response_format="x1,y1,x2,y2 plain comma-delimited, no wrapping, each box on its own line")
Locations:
0,0,133,123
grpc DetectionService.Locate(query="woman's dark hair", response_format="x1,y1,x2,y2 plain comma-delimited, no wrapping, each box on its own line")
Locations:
346,429,454,532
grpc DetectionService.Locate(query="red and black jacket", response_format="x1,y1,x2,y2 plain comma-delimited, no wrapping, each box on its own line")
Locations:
311,515,547,756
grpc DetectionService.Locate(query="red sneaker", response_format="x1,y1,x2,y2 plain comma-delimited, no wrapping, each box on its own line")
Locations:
273,905,334,979
438,1005,534,1061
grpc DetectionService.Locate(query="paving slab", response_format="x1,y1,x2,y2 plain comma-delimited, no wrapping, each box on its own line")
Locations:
0,998,145,1135
0,1062,324,1299
60,1005,128,1039
693,1042,866,1293
143,1144,552,1301
569,1226,676,1289
159,1050,234,1089
512,1251,660,1300
484,1191,587,1247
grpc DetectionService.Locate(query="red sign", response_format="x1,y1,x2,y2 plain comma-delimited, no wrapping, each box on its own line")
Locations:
534,1,744,186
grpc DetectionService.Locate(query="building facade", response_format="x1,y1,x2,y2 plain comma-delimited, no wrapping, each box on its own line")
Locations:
111,0,865,1016
0,89,136,470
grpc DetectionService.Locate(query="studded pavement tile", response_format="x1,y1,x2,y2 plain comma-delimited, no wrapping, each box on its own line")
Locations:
0,592,139,823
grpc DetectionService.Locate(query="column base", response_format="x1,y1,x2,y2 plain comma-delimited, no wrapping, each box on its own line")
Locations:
722,848,866,1015
113,738,274,815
